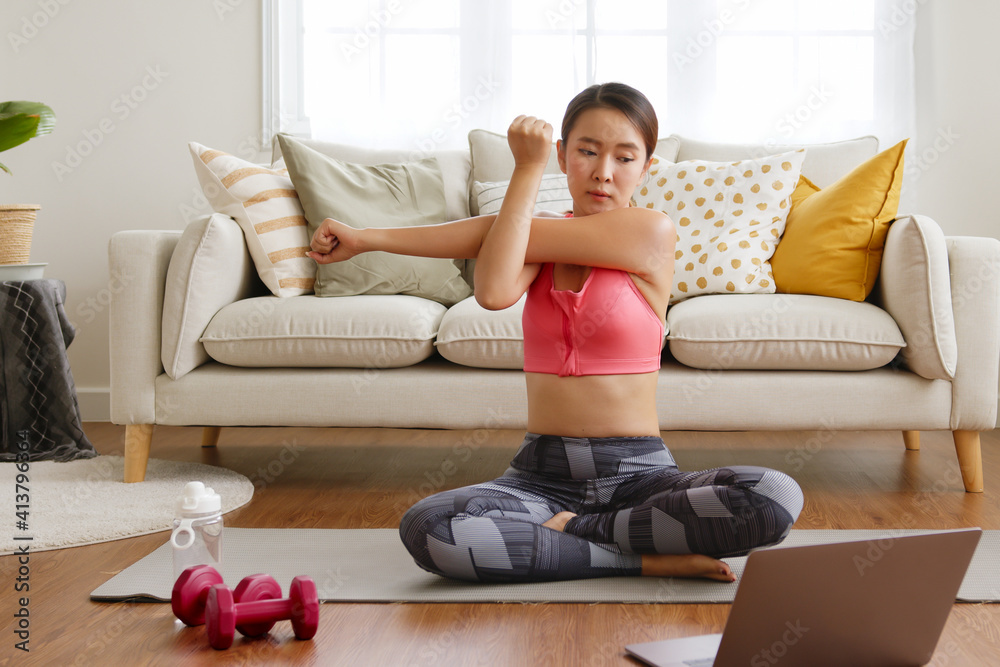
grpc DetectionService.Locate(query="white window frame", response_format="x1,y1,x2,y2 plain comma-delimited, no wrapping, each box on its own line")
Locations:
263,0,914,148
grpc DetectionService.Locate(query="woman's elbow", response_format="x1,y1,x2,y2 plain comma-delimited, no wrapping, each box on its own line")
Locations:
474,287,518,311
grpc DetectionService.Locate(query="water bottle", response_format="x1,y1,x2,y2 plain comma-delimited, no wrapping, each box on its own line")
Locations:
170,481,223,581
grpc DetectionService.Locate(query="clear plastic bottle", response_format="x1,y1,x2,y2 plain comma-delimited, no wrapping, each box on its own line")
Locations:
170,481,223,581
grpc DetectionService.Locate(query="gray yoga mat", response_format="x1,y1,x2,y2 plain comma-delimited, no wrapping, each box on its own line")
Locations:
91,528,1000,604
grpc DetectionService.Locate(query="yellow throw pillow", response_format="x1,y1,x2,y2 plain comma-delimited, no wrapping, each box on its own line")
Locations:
771,140,907,301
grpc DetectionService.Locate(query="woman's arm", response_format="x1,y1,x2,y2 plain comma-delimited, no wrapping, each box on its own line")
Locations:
308,208,674,277
472,116,552,310
526,208,676,279
307,215,496,264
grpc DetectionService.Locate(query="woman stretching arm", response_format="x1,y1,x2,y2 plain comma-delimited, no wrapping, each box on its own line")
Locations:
471,115,551,310
315,83,803,585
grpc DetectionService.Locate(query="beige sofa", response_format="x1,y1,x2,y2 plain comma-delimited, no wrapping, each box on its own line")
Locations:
109,133,1000,492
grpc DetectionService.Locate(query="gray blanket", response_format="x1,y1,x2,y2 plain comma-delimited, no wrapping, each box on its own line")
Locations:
0,279,96,461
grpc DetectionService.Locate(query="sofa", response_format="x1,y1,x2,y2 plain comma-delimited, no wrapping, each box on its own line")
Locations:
108,131,1000,492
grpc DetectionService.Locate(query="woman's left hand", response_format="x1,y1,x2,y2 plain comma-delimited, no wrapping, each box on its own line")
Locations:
307,218,363,264
507,115,553,170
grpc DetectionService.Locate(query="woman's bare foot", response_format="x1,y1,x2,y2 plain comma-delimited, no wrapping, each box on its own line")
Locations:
542,511,734,583
641,553,735,583
542,511,577,532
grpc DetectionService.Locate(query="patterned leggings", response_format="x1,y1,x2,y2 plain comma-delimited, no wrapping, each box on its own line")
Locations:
399,433,803,583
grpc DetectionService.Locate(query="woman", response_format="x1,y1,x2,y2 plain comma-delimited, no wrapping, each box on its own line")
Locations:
308,83,803,583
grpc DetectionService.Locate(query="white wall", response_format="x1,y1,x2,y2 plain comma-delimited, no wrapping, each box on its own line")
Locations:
912,1,1000,237
1,1,996,421
2,0,263,418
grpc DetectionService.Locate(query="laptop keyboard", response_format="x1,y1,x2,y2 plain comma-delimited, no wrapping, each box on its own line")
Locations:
683,659,715,667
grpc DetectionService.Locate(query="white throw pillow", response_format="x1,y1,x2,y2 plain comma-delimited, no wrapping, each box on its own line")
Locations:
189,142,315,297
673,134,878,188
667,294,905,371
633,150,805,304
875,214,957,380
161,214,256,379
467,129,683,215
435,295,526,369
472,174,574,217
201,294,446,368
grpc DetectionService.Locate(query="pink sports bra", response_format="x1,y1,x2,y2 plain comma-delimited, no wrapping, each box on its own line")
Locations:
522,263,665,377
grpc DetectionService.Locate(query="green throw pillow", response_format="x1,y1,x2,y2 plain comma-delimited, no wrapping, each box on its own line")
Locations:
277,134,472,306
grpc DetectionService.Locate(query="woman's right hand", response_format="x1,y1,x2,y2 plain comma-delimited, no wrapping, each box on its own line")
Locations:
507,115,553,170
307,218,363,265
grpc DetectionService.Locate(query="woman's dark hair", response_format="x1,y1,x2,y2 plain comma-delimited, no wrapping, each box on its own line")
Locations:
561,82,658,161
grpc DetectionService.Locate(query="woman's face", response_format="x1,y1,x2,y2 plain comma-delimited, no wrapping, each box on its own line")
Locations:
557,106,652,217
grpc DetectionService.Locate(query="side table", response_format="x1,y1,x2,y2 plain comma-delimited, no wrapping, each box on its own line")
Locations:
0,279,96,461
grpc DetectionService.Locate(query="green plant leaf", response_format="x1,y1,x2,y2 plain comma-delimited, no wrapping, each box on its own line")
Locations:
0,101,55,137
0,161,11,175
0,113,41,153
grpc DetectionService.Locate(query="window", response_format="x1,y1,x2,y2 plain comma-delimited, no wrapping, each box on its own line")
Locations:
265,0,914,151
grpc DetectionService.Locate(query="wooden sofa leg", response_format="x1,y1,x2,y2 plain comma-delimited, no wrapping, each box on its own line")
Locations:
952,430,984,493
202,426,222,448
902,430,921,451
124,424,154,483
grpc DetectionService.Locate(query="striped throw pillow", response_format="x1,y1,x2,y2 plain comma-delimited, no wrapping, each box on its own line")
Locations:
189,142,315,296
472,173,574,216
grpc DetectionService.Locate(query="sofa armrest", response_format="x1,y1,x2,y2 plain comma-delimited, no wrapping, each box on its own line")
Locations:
108,230,181,425
946,235,1000,430
876,215,957,380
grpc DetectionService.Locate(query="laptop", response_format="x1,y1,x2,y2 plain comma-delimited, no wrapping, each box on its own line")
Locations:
625,528,981,667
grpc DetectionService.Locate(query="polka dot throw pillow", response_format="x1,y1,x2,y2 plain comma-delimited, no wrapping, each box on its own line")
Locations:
633,150,806,304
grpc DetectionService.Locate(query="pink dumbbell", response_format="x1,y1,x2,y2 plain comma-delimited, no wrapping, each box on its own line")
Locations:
171,565,281,627
205,575,319,650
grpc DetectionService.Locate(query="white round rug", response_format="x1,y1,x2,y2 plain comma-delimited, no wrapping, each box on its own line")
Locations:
1,456,254,553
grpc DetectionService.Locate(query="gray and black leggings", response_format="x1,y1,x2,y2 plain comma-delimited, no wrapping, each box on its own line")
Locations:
399,433,803,583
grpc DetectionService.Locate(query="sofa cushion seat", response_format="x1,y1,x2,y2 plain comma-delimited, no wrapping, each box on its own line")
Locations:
435,294,526,369
667,294,905,371
200,294,447,368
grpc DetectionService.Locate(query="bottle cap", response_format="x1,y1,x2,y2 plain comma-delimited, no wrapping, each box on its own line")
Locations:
176,481,222,516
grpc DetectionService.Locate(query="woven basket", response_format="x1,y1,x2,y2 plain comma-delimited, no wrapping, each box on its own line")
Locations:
0,204,40,264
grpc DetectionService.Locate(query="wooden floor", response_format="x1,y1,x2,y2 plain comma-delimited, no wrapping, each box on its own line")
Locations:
3,424,1000,666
